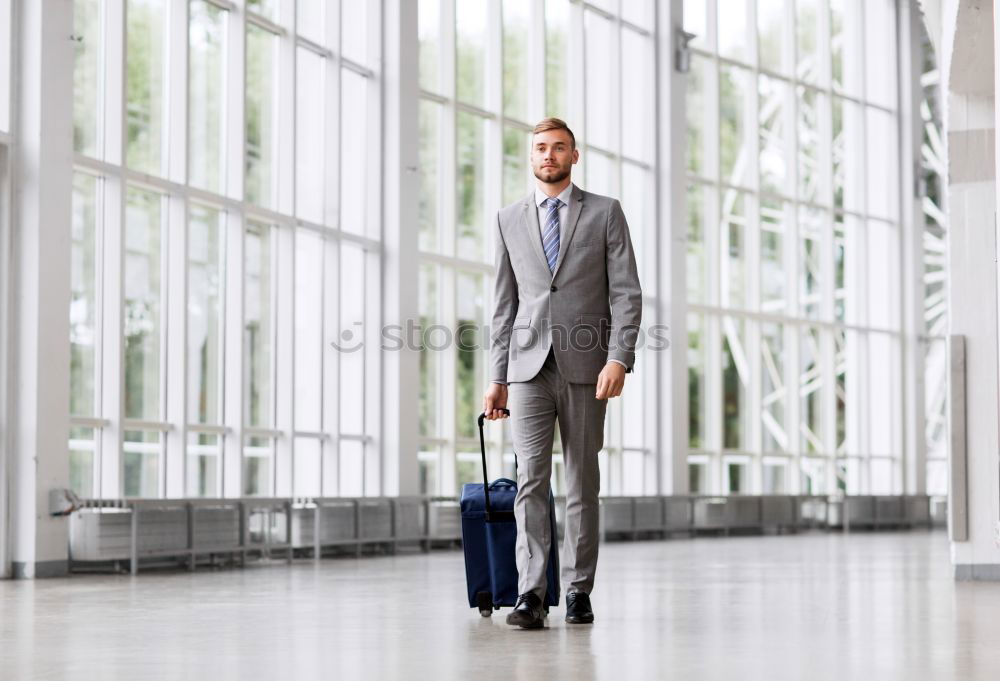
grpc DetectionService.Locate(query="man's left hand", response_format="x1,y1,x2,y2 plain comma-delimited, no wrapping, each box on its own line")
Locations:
595,362,626,400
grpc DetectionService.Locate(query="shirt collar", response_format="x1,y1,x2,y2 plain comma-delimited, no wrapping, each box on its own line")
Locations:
534,183,574,208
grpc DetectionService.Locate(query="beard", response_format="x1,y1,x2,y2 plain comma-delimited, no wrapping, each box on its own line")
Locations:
533,164,571,184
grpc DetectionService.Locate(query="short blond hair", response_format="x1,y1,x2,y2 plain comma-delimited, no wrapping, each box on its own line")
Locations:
532,117,576,149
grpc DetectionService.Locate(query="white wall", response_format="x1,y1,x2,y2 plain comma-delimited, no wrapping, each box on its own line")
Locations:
941,0,1000,577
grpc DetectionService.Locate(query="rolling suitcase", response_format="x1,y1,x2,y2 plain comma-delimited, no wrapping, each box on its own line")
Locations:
460,408,560,617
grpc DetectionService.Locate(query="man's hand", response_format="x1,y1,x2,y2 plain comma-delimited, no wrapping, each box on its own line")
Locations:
483,383,509,420
595,362,626,400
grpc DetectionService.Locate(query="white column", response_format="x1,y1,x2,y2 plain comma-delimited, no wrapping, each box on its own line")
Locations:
656,0,689,493
899,0,927,495
380,0,421,496
9,0,73,577
945,0,1000,578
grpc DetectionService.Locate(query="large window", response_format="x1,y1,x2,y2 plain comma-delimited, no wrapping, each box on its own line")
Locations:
69,0,381,499
684,0,905,495
61,0,928,502
417,0,656,496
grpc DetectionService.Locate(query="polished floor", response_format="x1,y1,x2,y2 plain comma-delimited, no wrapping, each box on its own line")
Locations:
1,531,997,680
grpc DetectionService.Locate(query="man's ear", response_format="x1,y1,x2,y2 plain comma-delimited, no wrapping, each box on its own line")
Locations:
572,148,579,164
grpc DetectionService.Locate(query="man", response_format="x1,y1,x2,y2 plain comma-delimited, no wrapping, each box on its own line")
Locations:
482,118,642,629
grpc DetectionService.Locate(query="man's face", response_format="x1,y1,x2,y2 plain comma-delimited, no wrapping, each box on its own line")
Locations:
530,129,578,184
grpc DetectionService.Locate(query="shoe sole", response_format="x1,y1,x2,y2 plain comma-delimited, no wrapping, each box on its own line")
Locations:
506,615,545,629
565,615,594,624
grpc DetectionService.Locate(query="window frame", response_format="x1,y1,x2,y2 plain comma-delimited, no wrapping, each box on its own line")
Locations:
69,0,384,500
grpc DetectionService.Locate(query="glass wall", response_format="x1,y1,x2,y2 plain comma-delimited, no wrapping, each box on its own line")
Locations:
684,0,905,495
69,0,381,499
417,0,656,497
61,0,929,501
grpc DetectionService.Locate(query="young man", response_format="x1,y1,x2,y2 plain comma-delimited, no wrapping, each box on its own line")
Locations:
482,118,642,628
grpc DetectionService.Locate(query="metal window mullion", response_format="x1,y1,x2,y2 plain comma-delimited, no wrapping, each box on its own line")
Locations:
188,423,230,435
98,0,127,498
164,194,187,497
274,225,295,497
434,0,457,499
322,236,340,496
527,0,546,121
817,0,832,90
222,212,245,497
205,0,236,12
263,222,279,497
440,0,456,268
296,35,332,59
166,0,188,185
275,0,295,217
101,173,126,498
71,416,113,429
705,312,722,494
658,0,688,494
339,433,372,443
779,312,802,494
440,267,458,496
453,100,499,121
431,263,445,495
293,430,328,440
364,245,382,496
610,9,623,199
747,212,763,493
121,419,173,432
103,0,125,165
246,10,286,37
820,321,837,481
244,426,281,439
268,0,295,498
363,0,383,498
224,0,245,201
417,250,493,275
567,0,585,157
704,0,718,53
339,57,374,79
784,280,801,491
897,0,926,494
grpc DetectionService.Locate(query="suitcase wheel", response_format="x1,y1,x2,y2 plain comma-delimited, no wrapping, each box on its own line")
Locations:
475,591,493,617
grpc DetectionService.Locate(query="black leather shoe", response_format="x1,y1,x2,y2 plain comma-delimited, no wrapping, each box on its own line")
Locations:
506,592,545,629
565,591,594,624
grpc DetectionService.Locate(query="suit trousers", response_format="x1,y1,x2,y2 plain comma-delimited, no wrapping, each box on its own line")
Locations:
508,345,608,600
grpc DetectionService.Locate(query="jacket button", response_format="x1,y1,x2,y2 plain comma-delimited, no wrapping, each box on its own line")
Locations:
550,285,557,292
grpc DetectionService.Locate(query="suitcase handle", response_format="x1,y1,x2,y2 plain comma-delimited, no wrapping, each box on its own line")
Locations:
477,409,510,521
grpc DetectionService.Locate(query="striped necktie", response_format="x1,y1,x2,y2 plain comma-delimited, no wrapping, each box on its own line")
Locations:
541,197,562,273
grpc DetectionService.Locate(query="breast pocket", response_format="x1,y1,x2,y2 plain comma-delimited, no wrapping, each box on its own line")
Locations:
574,238,601,249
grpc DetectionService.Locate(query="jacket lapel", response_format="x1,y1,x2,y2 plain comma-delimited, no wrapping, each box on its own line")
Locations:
522,195,552,275
550,184,584,281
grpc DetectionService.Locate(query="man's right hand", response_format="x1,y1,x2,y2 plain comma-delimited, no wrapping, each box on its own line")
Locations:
483,383,509,420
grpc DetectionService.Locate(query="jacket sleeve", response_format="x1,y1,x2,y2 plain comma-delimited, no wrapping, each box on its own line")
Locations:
490,212,518,383
605,200,642,372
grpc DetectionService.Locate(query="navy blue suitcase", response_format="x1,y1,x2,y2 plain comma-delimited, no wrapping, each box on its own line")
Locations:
460,409,560,616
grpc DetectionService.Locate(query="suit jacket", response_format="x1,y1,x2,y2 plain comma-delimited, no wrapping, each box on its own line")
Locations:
490,183,642,384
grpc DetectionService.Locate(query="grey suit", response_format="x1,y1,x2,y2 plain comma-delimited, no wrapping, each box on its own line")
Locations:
489,183,642,599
